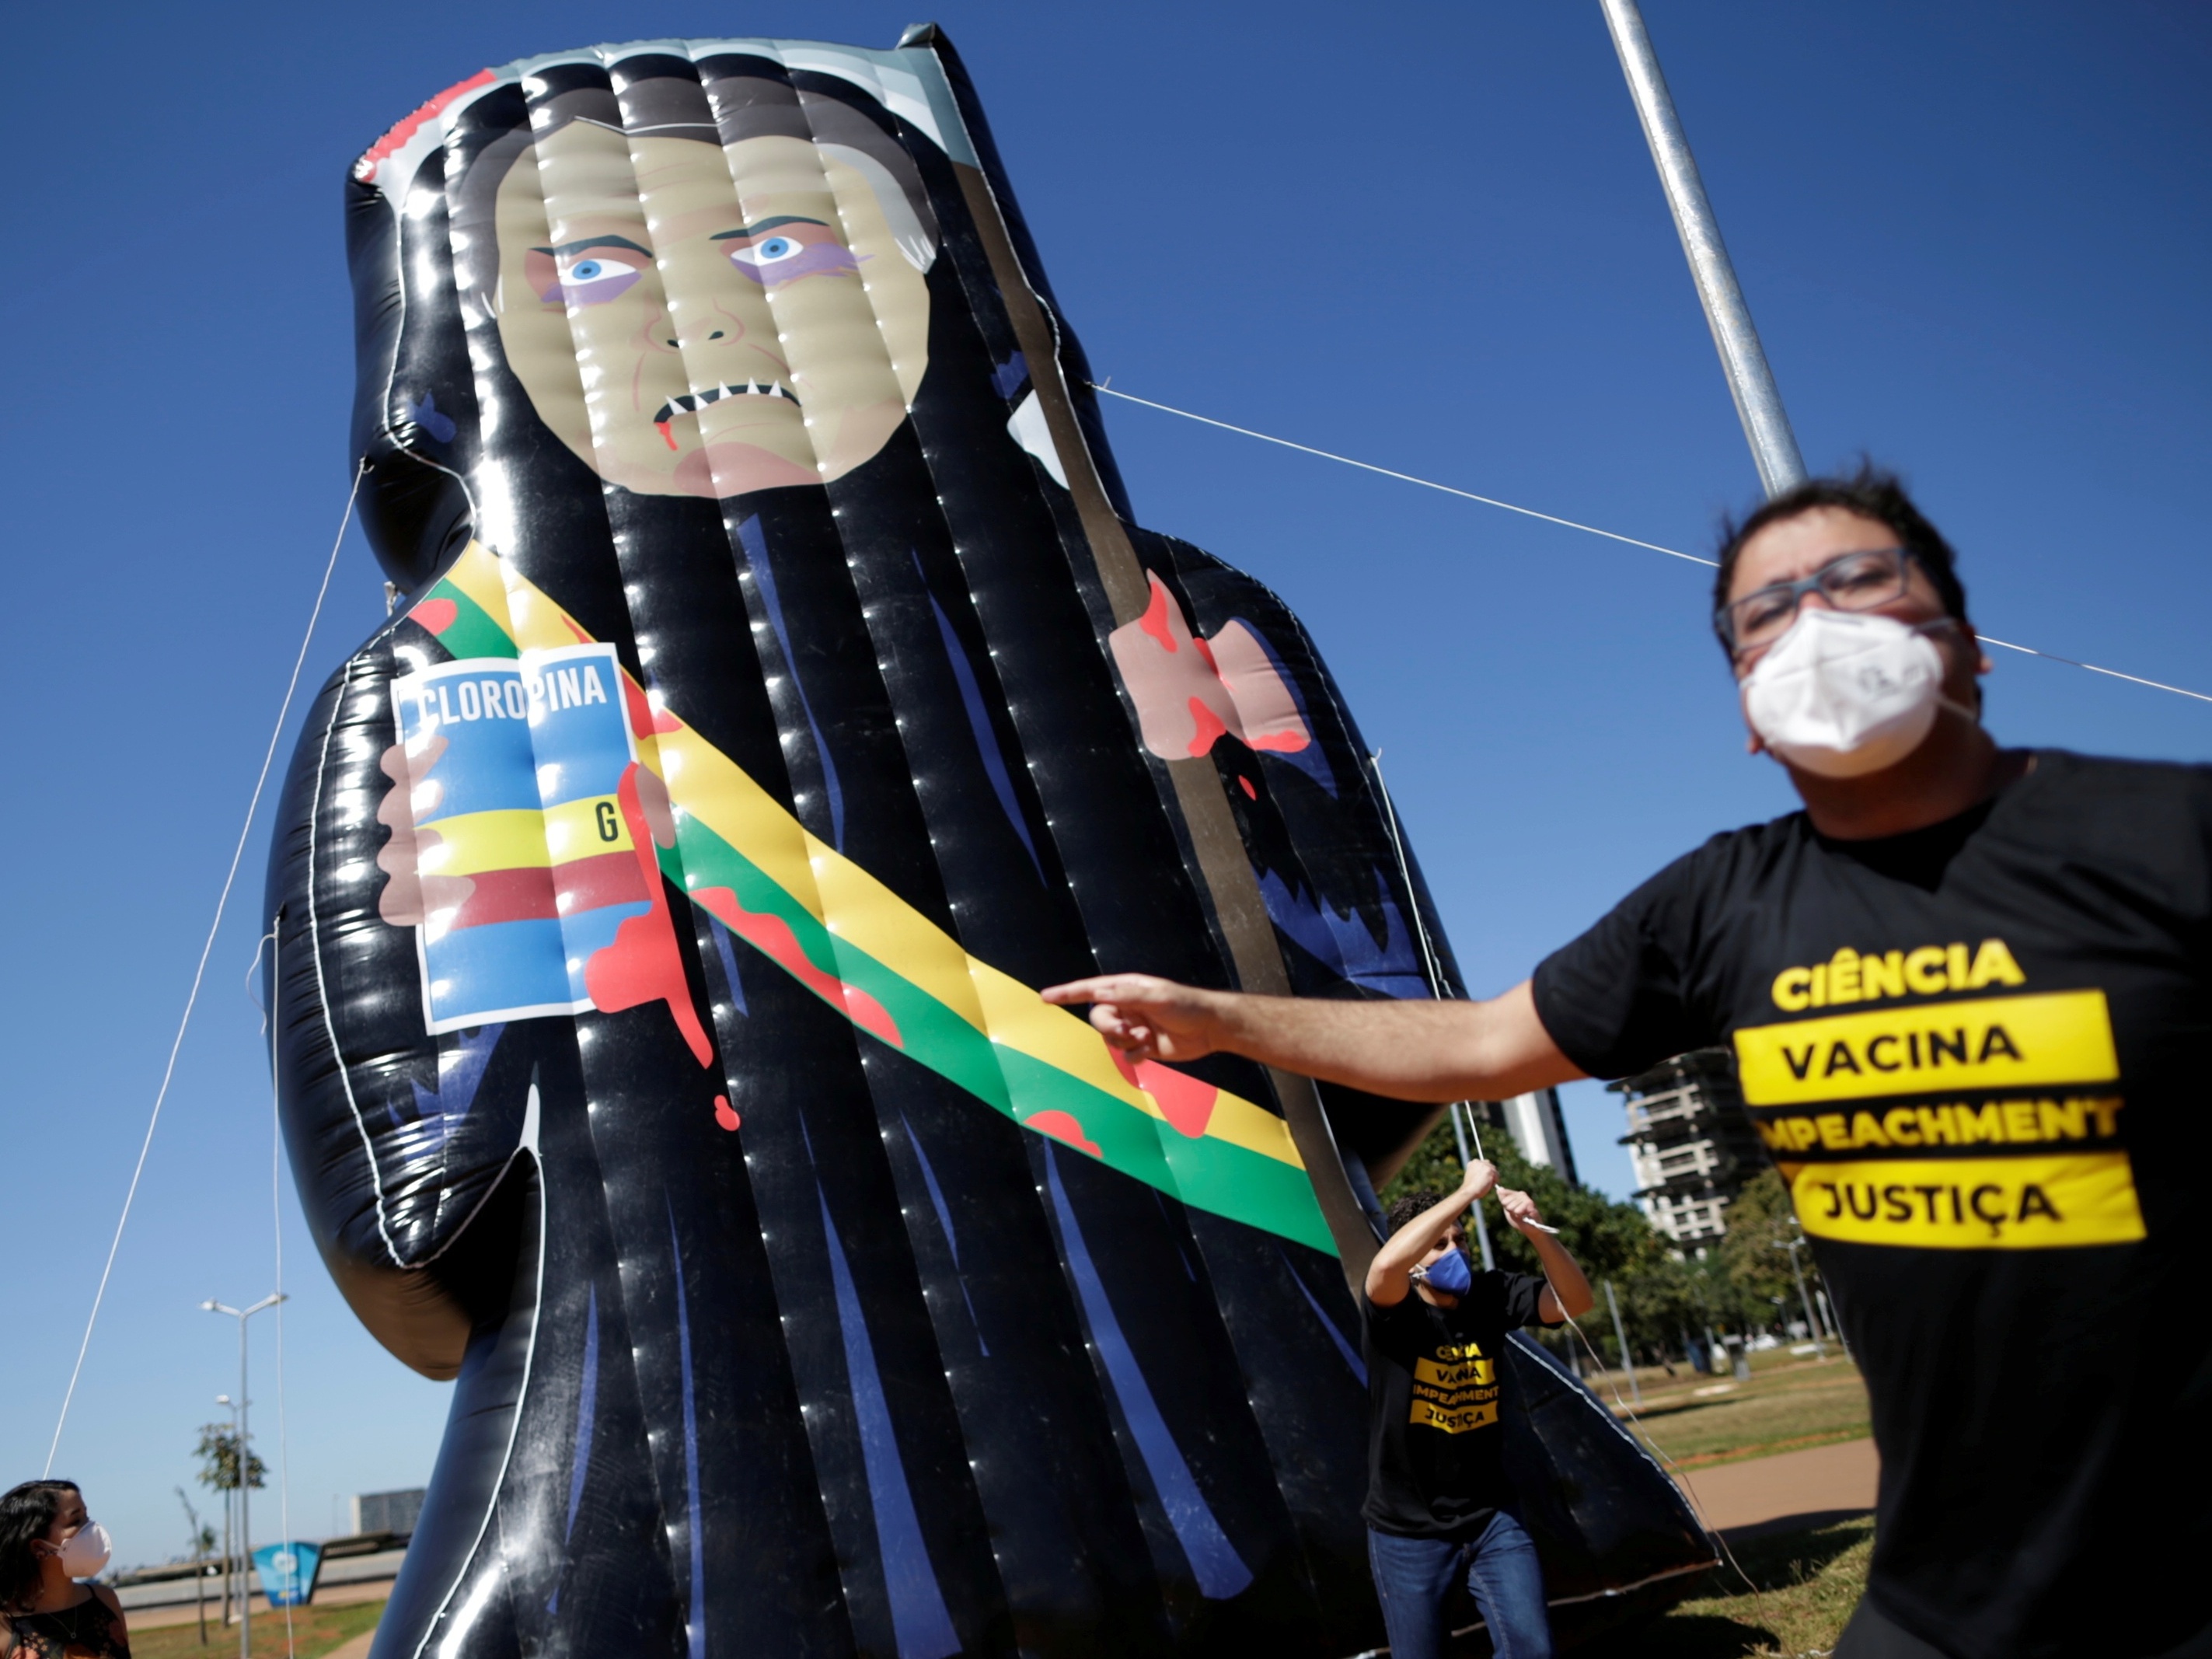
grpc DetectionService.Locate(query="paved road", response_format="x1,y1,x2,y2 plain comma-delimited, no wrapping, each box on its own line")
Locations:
1680,1437,1879,1538
127,1442,1880,1649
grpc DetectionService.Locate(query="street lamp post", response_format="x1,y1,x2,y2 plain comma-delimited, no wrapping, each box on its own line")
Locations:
204,1294,284,1659
1771,1235,1826,1359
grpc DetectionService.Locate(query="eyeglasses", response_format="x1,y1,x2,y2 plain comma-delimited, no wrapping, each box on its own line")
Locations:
1715,546,1917,655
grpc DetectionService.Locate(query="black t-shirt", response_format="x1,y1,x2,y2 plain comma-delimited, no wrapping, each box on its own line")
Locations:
1533,752,2212,1659
1362,1269,1551,1539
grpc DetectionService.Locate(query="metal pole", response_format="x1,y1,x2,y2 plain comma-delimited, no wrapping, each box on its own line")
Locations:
1816,1287,1853,1363
204,1294,284,1659
237,1315,251,1659
1778,1235,1827,1358
1603,1280,1643,1406
1598,0,1808,498
1448,1103,1496,1271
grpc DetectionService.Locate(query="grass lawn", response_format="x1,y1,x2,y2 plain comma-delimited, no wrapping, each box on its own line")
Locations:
1579,1345,1871,1470
129,1598,383,1659
1635,1517,1874,1656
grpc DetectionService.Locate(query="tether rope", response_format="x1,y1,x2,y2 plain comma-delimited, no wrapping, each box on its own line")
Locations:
1091,383,2211,707
44,462,365,1474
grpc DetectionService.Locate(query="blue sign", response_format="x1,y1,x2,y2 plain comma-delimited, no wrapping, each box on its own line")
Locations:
251,1541,324,1608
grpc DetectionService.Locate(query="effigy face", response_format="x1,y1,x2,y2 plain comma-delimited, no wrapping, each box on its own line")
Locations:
269,30,1710,1659
490,120,931,497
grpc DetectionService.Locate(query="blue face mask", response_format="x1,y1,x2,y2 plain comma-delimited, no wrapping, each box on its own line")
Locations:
1415,1247,1473,1298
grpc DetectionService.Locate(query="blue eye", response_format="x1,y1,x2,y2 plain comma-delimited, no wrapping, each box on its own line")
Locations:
543,251,644,307
557,256,636,288
731,235,807,267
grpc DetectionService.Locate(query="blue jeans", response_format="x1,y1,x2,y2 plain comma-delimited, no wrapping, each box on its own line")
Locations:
1368,1513,1553,1659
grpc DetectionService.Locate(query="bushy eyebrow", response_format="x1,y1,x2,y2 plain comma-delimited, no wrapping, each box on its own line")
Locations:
529,235,654,257
710,216,828,242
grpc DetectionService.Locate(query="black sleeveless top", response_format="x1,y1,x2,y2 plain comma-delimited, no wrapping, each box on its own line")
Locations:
1,1592,130,1659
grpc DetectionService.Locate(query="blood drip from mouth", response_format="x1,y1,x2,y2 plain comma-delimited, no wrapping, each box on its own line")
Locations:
656,419,678,451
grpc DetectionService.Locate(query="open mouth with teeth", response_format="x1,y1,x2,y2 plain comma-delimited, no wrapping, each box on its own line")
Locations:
652,381,802,449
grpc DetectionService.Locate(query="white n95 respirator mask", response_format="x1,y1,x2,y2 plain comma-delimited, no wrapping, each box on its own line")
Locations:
56,1520,113,1579
1741,608,1962,778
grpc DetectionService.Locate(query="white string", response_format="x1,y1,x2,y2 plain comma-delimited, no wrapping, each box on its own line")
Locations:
1368,751,1484,1164
1554,1310,1847,1654
44,462,365,1476
1092,384,1712,565
1368,753,1453,1007
1092,382,2212,707
1973,634,2212,705
1369,752,1498,1277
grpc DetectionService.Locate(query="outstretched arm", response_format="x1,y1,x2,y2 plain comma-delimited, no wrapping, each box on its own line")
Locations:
1039,975,1584,1103
1495,1188,1596,1323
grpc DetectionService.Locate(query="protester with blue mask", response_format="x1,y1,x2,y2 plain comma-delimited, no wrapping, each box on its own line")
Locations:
1359,1160,1594,1659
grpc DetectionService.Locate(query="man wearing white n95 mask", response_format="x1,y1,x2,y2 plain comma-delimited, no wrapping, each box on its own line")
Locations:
1045,468,2212,1659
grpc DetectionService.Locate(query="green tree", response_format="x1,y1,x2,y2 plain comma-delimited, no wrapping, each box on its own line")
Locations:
1380,1113,1675,1367
1717,1169,1830,1334
1610,1252,1706,1364
1381,1115,1662,1277
1374,1112,1833,1368
192,1424,265,1494
175,1486,218,1643
174,1486,217,1559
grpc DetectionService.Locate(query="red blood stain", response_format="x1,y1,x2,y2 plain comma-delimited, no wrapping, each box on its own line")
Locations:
1238,776,1257,799
409,598,459,635
1112,590,1316,763
582,763,713,1067
621,674,684,738
657,419,679,452
690,885,905,1050
1137,579,1179,650
1108,1048,1220,1138
1185,697,1230,758
713,1095,741,1132
1027,1110,1102,1158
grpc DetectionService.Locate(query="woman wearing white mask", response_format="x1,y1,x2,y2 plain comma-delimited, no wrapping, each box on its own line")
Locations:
0,1482,127,1658
1046,467,2212,1659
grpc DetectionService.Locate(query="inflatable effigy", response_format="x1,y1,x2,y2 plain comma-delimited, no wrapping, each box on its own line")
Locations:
264,28,1711,1656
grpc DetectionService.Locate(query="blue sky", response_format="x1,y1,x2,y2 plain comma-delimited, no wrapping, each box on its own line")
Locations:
2,0,2203,1569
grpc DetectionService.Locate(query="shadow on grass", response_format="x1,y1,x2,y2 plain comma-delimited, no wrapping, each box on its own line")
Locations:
1554,1518,1875,1655
1729,1518,1872,1589
1621,1610,1783,1657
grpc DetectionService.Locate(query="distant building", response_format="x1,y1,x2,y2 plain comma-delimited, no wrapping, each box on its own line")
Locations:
349,1489,425,1539
1612,1050,1763,1246
1470,1087,1580,1186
